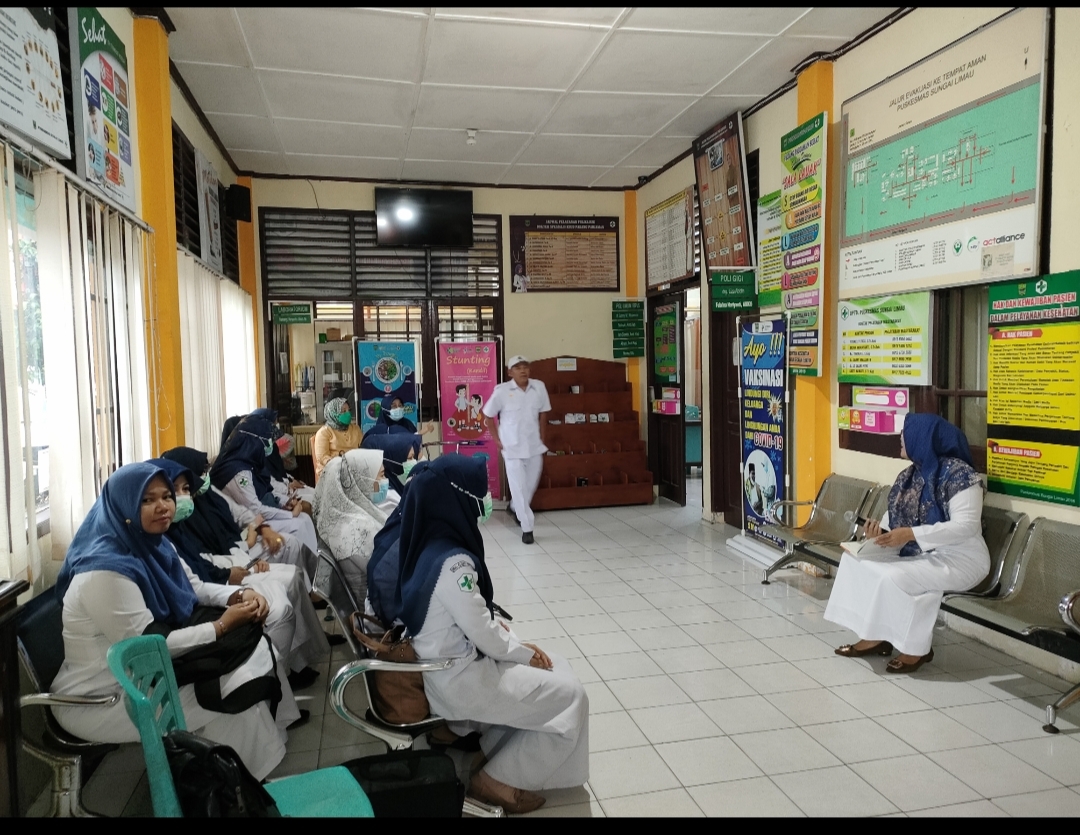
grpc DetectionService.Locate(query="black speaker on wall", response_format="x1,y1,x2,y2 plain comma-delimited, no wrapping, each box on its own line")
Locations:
225,184,252,222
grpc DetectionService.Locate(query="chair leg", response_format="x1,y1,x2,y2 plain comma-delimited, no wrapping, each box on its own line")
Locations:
1043,682,1080,734
21,740,99,817
463,797,505,818
761,549,799,585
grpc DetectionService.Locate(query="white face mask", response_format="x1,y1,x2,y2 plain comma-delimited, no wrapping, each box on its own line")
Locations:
389,407,405,421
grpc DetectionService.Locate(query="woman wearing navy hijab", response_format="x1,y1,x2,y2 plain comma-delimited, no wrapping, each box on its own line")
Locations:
49,462,291,780
395,455,588,814
825,413,989,672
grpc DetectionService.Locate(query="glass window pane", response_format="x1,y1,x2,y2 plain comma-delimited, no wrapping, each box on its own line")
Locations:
960,285,988,391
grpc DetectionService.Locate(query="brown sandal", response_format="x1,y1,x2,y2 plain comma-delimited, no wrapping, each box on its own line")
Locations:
835,641,894,658
885,649,934,674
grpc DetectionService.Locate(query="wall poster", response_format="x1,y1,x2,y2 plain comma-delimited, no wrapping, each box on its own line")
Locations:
652,302,679,383
509,215,619,292
693,112,753,271
196,148,223,272
756,190,783,308
741,318,789,549
71,7,135,212
839,8,1048,299
781,112,827,376
437,340,501,498
837,292,932,385
356,340,419,436
645,186,695,288
0,8,70,158
986,270,1080,507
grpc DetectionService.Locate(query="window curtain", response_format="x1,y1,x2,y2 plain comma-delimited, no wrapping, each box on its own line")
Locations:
219,276,257,420
34,168,153,567
177,250,228,457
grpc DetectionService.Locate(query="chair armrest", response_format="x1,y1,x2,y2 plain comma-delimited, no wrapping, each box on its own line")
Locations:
943,585,1001,601
767,499,813,526
20,692,120,709
1059,590,1080,636
328,657,458,711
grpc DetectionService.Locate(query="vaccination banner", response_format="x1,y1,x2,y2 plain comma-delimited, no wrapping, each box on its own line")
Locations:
356,340,419,435
0,8,70,158
756,190,783,308
781,112,827,376
987,271,1080,506
72,7,135,212
693,112,753,270
437,340,501,498
741,318,788,548
837,292,932,385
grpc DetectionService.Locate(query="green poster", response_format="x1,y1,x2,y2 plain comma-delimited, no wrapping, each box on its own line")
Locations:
837,292,931,384
756,191,783,308
653,303,679,381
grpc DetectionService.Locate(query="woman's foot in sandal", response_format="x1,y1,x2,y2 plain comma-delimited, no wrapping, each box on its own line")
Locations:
468,769,545,815
835,640,894,658
885,649,934,673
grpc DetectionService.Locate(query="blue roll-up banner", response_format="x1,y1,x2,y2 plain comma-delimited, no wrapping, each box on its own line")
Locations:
741,318,789,548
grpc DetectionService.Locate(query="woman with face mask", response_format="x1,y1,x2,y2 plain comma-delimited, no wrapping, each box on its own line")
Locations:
311,397,363,483
50,463,292,780
312,449,390,602
395,455,588,814
210,415,320,583
367,394,437,438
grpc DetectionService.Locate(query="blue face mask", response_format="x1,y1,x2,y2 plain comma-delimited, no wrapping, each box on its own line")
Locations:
389,407,405,421
370,478,389,504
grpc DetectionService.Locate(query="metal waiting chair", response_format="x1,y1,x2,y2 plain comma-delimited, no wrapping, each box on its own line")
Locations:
106,634,374,817
759,474,878,583
16,591,121,817
943,507,1029,600
1043,590,1080,733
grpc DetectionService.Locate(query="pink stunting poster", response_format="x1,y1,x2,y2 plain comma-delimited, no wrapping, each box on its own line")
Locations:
438,341,500,498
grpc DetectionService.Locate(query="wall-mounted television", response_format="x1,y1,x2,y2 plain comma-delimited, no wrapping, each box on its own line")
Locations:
374,187,474,248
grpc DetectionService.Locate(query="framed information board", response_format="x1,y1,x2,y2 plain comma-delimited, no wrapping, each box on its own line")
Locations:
509,215,620,292
645,187,695,288
693,112,753,271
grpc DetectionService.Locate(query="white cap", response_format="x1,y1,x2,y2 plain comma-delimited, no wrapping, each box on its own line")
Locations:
506,354,529,369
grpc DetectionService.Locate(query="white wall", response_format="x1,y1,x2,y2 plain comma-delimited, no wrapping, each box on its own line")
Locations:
170,78,237,187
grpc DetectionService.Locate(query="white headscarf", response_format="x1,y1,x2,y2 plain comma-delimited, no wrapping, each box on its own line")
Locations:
313,449,387,563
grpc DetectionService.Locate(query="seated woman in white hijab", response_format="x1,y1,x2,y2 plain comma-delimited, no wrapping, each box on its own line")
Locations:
395,455,588,814
210,414,319,583
313,449,389,602
824,413,989,673
50,462,299,781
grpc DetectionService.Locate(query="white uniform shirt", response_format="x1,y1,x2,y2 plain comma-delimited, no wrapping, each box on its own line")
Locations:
482,378,551,459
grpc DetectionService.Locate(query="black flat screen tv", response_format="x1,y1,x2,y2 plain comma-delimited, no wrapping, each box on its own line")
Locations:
374,187,474,248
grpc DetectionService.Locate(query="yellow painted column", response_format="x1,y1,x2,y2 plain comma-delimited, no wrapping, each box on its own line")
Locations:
793,60,835,516
235,175,262,398
623,190,644,435
133,17,184,453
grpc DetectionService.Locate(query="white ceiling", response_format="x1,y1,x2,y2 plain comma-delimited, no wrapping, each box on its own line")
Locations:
166,7,898,189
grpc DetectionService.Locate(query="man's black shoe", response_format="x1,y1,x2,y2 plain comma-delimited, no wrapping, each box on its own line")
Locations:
287,666,320,690
286,709,311,731
522,532,534,544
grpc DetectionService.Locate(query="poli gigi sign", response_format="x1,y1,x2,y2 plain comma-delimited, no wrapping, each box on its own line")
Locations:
741,320,788,548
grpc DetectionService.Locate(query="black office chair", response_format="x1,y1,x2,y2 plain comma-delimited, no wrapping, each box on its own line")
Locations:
16,591,120,817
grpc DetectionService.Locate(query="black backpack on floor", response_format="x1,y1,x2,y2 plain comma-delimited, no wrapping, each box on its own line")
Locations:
164,730,281,817
343,750,464,817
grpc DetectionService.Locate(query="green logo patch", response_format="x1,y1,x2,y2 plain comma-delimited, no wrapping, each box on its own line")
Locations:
457,573,476,593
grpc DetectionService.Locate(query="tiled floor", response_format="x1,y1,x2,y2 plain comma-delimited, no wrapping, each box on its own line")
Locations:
76,477,1080,817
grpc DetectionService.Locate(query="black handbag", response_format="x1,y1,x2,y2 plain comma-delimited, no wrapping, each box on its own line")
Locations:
144,605,282,717
164,730,281,817
344,750,465,817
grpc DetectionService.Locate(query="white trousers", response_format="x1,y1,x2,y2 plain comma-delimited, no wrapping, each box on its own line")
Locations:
504,454,544,533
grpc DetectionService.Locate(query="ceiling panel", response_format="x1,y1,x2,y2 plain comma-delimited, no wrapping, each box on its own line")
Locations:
236,7,426,81
400,159,511,184
621,8,810,35
230,149,288,174
592,166,655,189
503,164,612,188
717,34,848,98
166,7,248,65
619,135,695,168
413,85,561,132
785,7,898,38
406,128,531,163
543,92,696,137
274,119,408,158
424,18,606,88
434,8,624,26
661,95,764,138
174,63,269,118
286,154,404,181
517,134,647,167
258,71,416,126
206,114,281,154
576,30,771,95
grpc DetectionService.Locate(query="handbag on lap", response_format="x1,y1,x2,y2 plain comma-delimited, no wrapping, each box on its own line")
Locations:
349,612,430,724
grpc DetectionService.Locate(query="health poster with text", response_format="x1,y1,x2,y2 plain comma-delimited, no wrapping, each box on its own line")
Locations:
438,341,501,498
781,112,827,376
741,319,788,548
986,271,1080,506
357,341,419,435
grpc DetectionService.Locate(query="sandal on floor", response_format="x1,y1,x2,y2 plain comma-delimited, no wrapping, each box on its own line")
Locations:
834,641,894,658
468,772,545,815
885,649,934,674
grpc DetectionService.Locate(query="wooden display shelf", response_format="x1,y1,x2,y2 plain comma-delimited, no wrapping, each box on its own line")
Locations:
528,356,652,511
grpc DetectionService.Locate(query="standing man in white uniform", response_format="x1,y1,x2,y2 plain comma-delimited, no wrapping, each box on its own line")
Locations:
483,356,550,544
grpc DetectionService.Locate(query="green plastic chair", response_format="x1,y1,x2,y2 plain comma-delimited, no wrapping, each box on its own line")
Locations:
107,634,374,817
